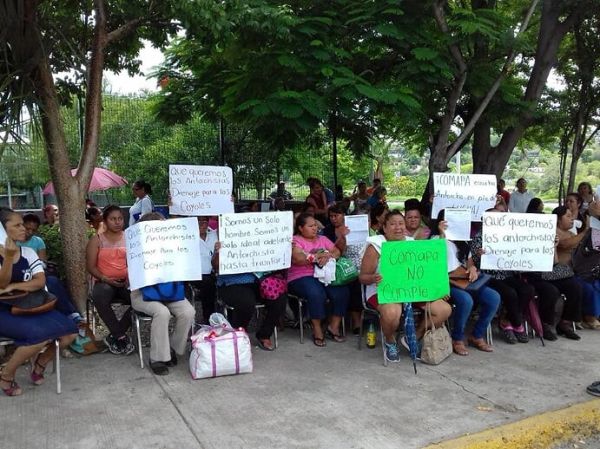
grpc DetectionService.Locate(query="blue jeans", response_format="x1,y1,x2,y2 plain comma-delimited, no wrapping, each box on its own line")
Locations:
577,277,600,317
288,276,349,320
450,286,500,340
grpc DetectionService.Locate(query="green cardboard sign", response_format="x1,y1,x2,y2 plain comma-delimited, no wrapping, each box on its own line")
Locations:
377,239,449,303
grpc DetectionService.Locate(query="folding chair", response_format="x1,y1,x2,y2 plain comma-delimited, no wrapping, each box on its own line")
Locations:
0,337,62,394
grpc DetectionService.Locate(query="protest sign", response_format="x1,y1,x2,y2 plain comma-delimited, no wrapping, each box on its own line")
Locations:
444,208,471,241
345,214,369,245
378,239,449,304
481,212,556,272
125,217,202,290
169,165,234,216
219,211,293,274
432,173,497,221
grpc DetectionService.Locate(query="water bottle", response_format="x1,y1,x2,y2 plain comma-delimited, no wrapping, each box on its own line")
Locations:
366,322,377,348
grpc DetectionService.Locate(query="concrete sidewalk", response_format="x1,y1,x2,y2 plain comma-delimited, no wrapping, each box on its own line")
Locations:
1,326,599,449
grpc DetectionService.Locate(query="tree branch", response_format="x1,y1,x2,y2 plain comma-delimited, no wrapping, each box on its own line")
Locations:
448,0,539,154
106,18,143,44
77,0,108,188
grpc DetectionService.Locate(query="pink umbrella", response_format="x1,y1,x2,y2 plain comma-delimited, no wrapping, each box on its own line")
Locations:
43,167,128,194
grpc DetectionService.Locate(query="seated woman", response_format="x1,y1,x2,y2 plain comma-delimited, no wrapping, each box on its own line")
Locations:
212,252,286,351
349,181,370,215
305,178,330,225
0,208,77,396
431,211,501,356
86,205,134,355
288,213,349,347
403,200,430,240
565,192,586,235
544,206,586,338
526,198,545,214
469,208,534,344
369,203,388,236
360,210,451,362
130,213,196,375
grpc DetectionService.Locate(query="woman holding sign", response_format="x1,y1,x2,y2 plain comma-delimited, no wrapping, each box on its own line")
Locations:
432,211,500,356
359,210,451,362
289,213,349,347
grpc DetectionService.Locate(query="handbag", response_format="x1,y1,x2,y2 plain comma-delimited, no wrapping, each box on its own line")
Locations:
189,314,253,379
420,303,452,365
141,281,185,302
572,230,600,281
540,263,574,281
449,268,492,293
330,257,359,286
259,272,287,301
0,289,57,315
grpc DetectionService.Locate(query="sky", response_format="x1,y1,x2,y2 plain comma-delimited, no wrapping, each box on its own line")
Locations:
103,43,164,95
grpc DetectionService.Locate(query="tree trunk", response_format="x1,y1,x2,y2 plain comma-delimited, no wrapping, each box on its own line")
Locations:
34,58,89,313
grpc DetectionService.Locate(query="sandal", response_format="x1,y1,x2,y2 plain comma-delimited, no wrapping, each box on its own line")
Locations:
257,338,275,351
452,340,469,356
312,335,326,347
325,328,346,343
468,336,494,352
1,376,22,397
31,357,48,386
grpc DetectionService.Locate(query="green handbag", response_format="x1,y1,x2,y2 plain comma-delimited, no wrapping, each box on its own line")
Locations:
331,257,359,286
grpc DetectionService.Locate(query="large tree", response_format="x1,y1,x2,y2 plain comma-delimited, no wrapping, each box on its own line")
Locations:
0,1,177,310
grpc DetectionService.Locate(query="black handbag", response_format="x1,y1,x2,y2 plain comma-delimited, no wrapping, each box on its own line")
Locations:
572,230,600,281
0,289,57,315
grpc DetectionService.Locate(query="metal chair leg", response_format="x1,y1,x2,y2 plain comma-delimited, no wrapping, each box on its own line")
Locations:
54,339,61,394
134,314,144,369
298,299,304,344
358,310,365,350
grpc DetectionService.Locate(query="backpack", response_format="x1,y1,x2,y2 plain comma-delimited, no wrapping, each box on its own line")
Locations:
141,281,185,302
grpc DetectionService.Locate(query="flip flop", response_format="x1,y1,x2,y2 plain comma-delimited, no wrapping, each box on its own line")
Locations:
312,335,326,347
257,339,275,351
325,328,346,343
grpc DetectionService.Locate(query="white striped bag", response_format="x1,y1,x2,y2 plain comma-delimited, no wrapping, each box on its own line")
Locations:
189,324,253,379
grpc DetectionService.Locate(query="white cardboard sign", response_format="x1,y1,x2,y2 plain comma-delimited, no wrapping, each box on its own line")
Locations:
218,212,293,274
444,208,471,241
481,212,556,272
0,223,7,245
345,214,369,245
125,217,203,290
169,164,234,216
432,173,497,222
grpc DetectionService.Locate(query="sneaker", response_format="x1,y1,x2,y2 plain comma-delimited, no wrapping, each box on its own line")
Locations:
501,328,517,344
103,335,123,355
587,381,600,397
116,336,135,356
512,325,529,343
384,342,400,362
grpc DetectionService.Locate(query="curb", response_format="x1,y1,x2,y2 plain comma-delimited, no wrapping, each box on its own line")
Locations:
423,399,600,449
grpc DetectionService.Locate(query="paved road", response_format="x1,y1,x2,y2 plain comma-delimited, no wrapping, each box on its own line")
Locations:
1,325,599,449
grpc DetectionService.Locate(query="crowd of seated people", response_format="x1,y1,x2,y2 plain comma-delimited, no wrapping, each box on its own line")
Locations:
5,175,600,395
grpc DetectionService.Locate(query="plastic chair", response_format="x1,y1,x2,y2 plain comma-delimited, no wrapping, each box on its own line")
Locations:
0,337,62,394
